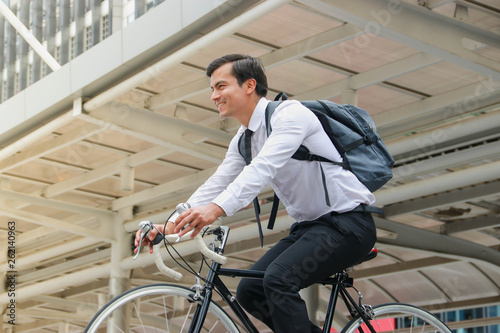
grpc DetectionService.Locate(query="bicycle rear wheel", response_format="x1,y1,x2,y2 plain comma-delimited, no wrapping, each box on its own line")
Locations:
84,283,239,333
341,303,451,333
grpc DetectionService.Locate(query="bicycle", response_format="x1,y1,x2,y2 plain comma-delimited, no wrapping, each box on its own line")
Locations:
85,210,452,333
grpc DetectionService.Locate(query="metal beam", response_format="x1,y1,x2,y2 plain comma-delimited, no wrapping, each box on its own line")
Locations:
0,123,103,173
18,249,111,284
297,0,500,80
374,216,500,271
0,204,113,242
350,257,457,280
112,166,218,211
15,236,102,271
440,215,500,235
383,180,500,217
0,263,111,304
295,52,440,100
42,145,172,198
0,188,113,220
374,82,500,136
391,141,500,182
375,160,500,207
147,23,363,111
86,103,229,163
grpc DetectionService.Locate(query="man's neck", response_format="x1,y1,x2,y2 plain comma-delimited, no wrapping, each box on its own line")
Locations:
239,96,262,127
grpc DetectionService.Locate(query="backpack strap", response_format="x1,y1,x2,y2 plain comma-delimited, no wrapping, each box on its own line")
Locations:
238,130,265,247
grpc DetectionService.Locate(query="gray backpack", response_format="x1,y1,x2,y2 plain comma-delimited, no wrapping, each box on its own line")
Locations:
239,93,393,242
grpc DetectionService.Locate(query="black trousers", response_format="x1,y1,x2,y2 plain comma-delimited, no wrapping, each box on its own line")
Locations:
236,209,377,333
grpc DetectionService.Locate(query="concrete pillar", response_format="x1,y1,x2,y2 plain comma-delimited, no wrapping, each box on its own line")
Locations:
31,0,43,83
0,16,4,102
135,0,145,19
110,0,124,34
341,89,358,106
44,0,57,75
17,0,30,91
59,0,71,65
300,284,319,325
73,0,85,57
107,207,133,331
5,3,17,99
91,0,101,47
58,322,70,333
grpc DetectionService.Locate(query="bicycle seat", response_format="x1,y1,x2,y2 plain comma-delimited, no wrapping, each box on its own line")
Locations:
359,247,378,264
345,248,378,271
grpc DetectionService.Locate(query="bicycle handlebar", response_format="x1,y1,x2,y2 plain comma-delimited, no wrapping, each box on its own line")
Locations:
135,220,228,281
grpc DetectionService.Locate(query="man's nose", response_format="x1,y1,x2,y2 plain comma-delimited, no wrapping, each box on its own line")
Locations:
211,90,219,102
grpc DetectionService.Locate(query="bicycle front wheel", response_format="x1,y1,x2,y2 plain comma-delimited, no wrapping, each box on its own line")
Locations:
341,303,451,333
84,283,239,333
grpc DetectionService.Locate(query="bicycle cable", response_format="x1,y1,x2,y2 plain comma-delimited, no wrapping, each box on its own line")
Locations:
159,214,208,282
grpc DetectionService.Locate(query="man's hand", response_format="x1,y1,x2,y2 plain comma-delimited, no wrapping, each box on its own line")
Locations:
134,222,175,255
175,203,225,238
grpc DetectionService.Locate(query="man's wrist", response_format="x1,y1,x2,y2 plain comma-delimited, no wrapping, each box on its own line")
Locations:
209,202,225,218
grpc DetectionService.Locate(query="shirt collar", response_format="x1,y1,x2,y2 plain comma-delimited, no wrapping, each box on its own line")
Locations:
247,97,269,132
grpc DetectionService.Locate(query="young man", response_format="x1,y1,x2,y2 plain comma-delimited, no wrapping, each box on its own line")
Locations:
136,54,377,332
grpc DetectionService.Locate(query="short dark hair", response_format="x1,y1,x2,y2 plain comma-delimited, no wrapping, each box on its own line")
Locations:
206,54,268,97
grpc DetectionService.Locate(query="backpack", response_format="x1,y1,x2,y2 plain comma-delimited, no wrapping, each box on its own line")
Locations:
239,93,394,241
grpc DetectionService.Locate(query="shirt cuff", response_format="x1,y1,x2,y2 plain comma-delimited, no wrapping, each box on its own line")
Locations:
212,190,241,216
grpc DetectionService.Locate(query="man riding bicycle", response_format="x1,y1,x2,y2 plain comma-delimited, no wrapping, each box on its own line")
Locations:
135,54,377,333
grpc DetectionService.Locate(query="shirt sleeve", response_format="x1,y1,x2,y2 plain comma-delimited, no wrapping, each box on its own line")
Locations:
186,129,247,209
212,101,316,216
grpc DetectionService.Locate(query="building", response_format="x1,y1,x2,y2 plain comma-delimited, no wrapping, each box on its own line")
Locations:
0,0,499,331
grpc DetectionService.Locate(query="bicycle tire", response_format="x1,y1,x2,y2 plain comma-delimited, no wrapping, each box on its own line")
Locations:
341,303,451,333
84,283,239,333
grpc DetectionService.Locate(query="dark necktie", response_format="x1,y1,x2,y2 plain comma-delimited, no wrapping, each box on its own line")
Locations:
243,129,264,247
244,129,253,165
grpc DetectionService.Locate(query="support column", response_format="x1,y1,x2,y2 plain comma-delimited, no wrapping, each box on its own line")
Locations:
108,207,133,330
5,3,16,99
45,0,57,75
341,89,358,106
17,0,30,91
58,322,70,333
0,15,5,102
59,0,71,65
300,285,319,326
73,0,85,57
110,0,124,34
135,0,145,19
90,0,101,47
31,0,43,83
0,232,7,329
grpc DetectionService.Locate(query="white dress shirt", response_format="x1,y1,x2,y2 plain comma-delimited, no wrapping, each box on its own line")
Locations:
187,97,375,222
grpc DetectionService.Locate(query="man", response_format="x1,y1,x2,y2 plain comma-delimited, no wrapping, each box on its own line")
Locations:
135,54,377,332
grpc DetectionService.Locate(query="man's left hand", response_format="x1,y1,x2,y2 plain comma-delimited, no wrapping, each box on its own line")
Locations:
174,203,225,238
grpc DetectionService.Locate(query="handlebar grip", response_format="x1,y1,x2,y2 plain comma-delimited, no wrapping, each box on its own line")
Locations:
194,234,227,265
164,231,227,264
153,243,183,281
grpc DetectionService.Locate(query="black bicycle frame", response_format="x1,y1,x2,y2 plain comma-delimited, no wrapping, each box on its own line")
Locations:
184,259,376,333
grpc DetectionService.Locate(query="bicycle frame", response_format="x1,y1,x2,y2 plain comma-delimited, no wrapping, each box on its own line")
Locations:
90,223,449,333
185,248,376,333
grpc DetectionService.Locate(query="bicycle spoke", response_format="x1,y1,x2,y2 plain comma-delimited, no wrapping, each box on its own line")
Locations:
342,303,450,333
85,284,238,333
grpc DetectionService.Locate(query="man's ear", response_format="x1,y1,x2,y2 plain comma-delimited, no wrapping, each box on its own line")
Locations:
244,78,257,95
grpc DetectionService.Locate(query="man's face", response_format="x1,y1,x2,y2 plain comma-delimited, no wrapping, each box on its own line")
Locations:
210,62,249,120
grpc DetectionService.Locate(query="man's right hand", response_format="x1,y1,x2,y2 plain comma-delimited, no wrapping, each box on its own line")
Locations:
134,222,175,255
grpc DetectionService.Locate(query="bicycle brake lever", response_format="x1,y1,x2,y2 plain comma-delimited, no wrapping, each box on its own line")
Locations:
174,203,191,243
133,221,153,260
